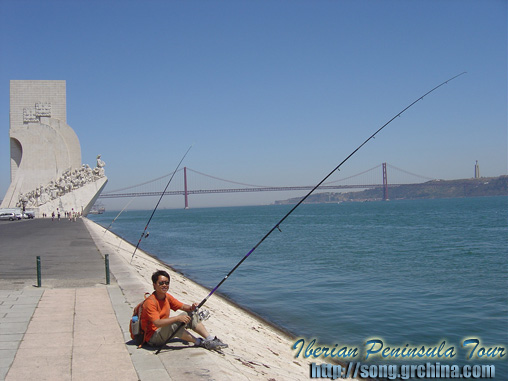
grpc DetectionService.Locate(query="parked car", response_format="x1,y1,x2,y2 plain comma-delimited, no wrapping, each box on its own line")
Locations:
14,212,23,220
0,212,16,221
23,211,35,219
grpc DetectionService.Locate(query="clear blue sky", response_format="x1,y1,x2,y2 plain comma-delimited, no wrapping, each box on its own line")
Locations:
1,0,506,209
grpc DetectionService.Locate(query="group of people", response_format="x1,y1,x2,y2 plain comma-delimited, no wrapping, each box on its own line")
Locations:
49,209,81,222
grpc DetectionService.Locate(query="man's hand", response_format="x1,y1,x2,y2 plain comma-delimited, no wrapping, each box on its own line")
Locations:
182,303,199,312
175,314,191,324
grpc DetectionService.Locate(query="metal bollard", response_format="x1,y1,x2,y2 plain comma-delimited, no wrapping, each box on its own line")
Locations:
105,254,110,285
36,256,41,287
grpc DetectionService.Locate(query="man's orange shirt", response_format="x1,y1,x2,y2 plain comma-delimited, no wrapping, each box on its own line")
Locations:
140,292,184,343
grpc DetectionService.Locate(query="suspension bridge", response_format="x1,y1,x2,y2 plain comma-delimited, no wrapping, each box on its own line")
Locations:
99,163,435,208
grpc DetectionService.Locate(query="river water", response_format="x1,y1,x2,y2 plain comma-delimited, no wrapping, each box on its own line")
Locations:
89,196,507,378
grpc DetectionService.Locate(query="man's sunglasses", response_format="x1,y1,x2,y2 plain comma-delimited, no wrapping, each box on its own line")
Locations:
158,281,169,285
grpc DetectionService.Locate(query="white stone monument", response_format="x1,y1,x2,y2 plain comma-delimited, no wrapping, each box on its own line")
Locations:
1,80,107,216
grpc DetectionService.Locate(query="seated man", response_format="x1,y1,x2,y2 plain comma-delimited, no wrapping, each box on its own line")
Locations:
141,269,227,350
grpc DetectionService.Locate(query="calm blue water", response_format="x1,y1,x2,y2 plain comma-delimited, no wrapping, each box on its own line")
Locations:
90,196,508,377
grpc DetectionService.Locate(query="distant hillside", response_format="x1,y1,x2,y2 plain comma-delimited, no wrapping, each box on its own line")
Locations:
274,175,508,204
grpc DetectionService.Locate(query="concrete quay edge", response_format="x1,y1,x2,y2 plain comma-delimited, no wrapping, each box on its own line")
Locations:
0,218,352,380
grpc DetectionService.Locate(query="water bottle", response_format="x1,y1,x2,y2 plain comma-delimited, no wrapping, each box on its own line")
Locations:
131,315,140,335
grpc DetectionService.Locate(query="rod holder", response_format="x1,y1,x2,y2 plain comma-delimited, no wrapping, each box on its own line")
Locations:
105,254,110,285
36,256,41,287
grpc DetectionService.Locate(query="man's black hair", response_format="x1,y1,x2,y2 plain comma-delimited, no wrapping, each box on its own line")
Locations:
152,269,170,284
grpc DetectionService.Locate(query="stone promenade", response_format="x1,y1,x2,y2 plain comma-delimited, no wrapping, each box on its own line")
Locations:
0,218,138,380
0,218,330,381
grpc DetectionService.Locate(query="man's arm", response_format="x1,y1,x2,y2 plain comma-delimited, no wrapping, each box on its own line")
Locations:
151,301,197,327
180,303,198,313
152,314,190,328
144,295,189,328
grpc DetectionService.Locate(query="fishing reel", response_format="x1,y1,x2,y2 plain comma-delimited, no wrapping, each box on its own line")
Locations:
197,308,210,321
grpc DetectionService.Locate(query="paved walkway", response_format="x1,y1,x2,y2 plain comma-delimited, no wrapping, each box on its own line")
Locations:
0,218,284,381
0,218,106,289
0,219,138,380
3,288,137,380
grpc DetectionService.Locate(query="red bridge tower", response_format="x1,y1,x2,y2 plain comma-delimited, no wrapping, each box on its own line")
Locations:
382,162,388,201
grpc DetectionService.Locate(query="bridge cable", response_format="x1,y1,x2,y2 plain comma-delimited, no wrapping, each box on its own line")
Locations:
155,72,467,354
323,163,382,185
186,167,270,188
386,163,435,181
103,169,183,194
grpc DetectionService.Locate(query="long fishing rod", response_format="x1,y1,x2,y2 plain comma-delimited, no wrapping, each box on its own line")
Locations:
130,145,193,264
155,72,466,354
104,197,136,234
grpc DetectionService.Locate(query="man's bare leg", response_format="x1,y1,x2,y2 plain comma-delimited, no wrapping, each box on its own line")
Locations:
179,323,210,343
192,322,210,339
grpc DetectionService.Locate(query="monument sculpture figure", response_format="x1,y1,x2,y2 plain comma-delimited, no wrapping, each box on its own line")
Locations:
1,80,108,216
95,154,106,177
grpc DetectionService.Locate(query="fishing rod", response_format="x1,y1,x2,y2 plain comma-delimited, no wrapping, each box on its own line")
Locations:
155,72,466,354
130,145,193,264
104,197,136,234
